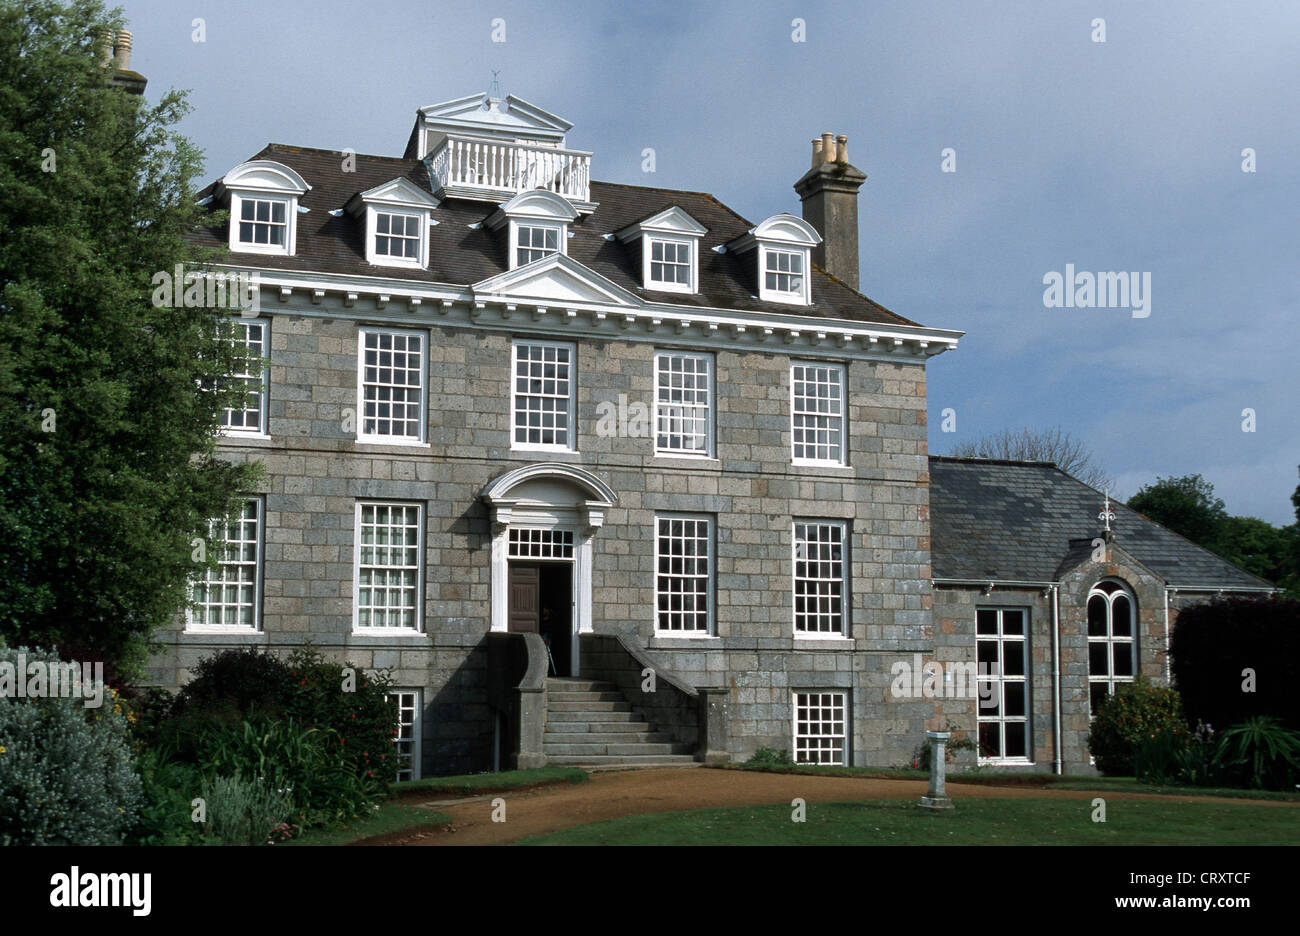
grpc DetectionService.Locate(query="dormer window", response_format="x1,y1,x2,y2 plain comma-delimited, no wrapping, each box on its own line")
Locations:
346,177,440,270
486,189,580,270
615,206,706,295
375,211,421,261
764,247,805,298
516,223,562,266
238,198,287,248
220,160,311,257
727,213,822,306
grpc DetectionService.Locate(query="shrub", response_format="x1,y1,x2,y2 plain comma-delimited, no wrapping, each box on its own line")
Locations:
913,724,977,770
1170,595,1300,732
128,747,203,846
0,645,143,845
200,774,293,846
1088,676,1190,776
193,714,381,827
1213,716,1300,791
747,746,795,766
160,646,399,790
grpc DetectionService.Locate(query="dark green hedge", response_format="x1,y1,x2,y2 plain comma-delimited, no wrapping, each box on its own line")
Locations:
1170,595,1299,731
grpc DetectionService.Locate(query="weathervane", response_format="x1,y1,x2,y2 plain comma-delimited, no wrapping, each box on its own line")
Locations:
1099,491,1116,532
488,70,502,100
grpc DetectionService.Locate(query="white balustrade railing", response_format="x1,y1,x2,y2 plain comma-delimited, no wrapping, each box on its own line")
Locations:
428,136,591,203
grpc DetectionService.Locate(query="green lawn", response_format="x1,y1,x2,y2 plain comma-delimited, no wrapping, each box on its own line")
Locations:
283,802,452,846
516,798,1300,845
391,766,588,798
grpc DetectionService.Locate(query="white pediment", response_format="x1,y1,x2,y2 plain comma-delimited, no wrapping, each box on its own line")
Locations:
616,205,708,241
352,177,440,211
417,93,572,144
473,253,643,307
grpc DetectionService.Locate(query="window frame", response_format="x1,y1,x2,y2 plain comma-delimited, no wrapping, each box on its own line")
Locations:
653,350,714,458
790,360,848,466
510,339,577,452
386,689,422,782
219,317,270,438
760,245,811,305
792,520,849,639
654,513,715,637
356,326,428,446
186,496,264,634
1087,579,1138,716
230,192,295,256
369,207,426,269
352,500,425,634
510,220,565,269
644,235,697,294
975,607,1032,764
792,690,849,766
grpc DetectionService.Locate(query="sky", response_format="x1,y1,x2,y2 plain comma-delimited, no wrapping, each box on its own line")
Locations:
118,0,1299,524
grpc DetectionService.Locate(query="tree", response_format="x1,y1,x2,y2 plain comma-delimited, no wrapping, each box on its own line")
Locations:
0,0,260,676
945,426,1111,490
1126,474,1227,549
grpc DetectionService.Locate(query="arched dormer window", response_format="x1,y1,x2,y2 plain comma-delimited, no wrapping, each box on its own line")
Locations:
485,189,580,270
726,213,821,306
220,160,311,256
1087,579,1137,715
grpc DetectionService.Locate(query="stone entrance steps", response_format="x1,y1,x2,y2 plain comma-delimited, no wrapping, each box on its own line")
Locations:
544,678,695,766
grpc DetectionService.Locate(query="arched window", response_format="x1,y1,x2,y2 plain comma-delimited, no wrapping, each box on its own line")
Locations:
1087,580,1137,715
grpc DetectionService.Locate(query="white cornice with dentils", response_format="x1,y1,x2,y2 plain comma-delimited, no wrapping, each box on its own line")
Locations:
211,262,964,363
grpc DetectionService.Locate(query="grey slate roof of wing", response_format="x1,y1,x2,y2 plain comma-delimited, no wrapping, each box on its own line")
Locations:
192,144,919,327
927,456,1273,589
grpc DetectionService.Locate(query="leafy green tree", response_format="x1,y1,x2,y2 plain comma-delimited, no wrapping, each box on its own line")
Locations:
0,0,260,676
1127,474,1228,548
1211,515,1290,583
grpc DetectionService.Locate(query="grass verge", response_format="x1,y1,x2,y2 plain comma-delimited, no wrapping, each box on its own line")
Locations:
390,767,589,799
517,797,1299,846
283,802,452,846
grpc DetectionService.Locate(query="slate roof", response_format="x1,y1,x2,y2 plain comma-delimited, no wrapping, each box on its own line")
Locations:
193,144,919,328
928,456,1273,589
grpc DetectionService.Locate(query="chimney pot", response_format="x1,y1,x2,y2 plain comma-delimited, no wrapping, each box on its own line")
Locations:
114,29,132,70
810,139,823,167
97,30,115,66
820,132,835,164
835,134,848,164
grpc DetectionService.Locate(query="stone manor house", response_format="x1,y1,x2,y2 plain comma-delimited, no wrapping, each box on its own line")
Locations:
149,91,1274,778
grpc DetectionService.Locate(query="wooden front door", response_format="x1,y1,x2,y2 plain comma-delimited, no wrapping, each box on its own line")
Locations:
508,563,540,633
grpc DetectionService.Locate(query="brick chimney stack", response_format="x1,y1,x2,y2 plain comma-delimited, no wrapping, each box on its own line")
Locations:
101,29,147,95
793,132,867,291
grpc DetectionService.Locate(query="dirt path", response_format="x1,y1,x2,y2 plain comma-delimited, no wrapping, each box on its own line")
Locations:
363,768,1297,846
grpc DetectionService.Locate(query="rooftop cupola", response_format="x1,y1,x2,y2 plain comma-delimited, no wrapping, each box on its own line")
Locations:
408,92,594,210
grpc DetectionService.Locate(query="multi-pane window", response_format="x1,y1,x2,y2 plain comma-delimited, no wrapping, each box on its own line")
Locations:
794,522,846,635
516,224,560,266
793,692,848,765
976,608,1029,761
375,211,420,260
507,528,575,560
221,319,267,434
1087,581,1137,715
649,239,691,288
512,341,574,449
791,362,846,464
386,690,421,782
655,516,712,633
359,329,424,442
764,248,804,295
655,351,711,455
190,498,261,630
355,502,422,630
237,197,287,247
